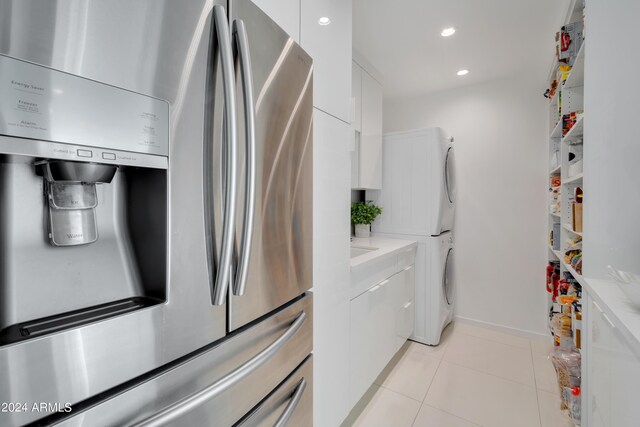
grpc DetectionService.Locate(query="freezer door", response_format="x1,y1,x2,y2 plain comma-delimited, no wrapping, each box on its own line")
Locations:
229,0,313,330
47,295,312,427
0,2,233,424
238,355,313,427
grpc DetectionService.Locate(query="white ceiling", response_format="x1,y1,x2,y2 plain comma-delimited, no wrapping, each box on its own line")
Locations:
353,0,571,100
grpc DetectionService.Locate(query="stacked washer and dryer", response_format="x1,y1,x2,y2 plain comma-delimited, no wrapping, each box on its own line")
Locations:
368,128,456,345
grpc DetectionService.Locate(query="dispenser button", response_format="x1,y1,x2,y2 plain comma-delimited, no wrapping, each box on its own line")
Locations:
102,152,116,161
77,149,93,158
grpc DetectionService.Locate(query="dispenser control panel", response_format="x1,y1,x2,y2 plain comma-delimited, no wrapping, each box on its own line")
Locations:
0,54,169,157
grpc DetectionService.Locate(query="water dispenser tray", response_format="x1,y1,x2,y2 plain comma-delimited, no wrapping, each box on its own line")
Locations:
0,297,162,346
48,207,98,246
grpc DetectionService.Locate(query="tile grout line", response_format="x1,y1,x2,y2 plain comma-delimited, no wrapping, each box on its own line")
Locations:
415,403,484,427
529,339,544,427
453,327,532,350
437,358,538,390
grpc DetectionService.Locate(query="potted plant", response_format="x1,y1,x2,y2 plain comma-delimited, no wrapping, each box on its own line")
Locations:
351,201,383,238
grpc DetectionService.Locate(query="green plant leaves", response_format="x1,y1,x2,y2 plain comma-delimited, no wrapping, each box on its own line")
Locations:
351,201,382,225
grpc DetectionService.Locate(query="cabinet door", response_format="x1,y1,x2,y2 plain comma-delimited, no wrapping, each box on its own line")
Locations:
250,0,300,41
608,315,640,426
588,300,611,426
312,111,351,426
360,70,383,189
300,0,352,122
352,61,362,131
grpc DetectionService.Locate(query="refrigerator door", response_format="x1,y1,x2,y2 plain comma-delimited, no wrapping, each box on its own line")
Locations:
229,0,313,330
0,2,233,424
47,295,312,427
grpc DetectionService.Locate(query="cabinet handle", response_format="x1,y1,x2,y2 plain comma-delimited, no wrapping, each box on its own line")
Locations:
369,285,381,293
602,313,616,329
403,302,412,309
404,266,412,272
592,301,603,313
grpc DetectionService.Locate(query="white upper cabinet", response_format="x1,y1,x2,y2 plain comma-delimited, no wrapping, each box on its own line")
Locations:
351,59,383,190
250,0,300,41
352,61,362,132
360,69,383,189
300,0,352,122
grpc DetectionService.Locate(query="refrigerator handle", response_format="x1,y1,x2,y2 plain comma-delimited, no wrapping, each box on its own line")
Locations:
204,4,238,306
130,311,307,427
232,18,256,297
273,378,307,427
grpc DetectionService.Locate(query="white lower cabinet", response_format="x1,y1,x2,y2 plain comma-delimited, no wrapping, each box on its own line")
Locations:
586,292,640,427
349,258,415,407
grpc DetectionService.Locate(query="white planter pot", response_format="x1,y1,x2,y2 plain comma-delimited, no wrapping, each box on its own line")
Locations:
354,224,371,238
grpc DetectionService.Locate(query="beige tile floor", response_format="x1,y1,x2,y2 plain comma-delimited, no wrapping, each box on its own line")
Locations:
343,322,574,427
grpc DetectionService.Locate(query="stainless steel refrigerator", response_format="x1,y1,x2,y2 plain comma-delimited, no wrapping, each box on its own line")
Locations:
0,1,313,425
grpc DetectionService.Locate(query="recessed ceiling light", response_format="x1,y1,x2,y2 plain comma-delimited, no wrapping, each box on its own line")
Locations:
456,69,469,76
318,16,331,26
441,27,456,37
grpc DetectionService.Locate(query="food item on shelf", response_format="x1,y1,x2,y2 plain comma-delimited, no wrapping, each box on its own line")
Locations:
572,202,583,232
558,65,572,84
547,261,560,293
568,142,583,176
546,79,559,99
562,110,584,136
556,21,584,66
550,347,581,410
552,223,561,251
551,312,573,348
565,386,582,424
550,176,561,188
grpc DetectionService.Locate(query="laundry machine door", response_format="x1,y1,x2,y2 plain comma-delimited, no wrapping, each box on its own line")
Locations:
445,146,456,204
443,248,454,305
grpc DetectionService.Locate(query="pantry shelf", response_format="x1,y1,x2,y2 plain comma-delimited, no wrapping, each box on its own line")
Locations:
562,259,586,288
549,164,561,175
549,246,562,260
550,212,561,218
563,223,582,237
563,43,585,90
561,115,584,142
550,120,562,139
563,173,583,185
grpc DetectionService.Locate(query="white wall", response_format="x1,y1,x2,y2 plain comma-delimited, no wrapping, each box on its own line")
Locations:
384,70,549,335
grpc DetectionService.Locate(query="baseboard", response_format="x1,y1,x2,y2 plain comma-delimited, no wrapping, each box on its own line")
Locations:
454,315,551,341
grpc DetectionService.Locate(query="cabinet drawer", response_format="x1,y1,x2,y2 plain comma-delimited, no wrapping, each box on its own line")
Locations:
351,255,398,299
397,246,416,270
395,299,414,352
401,264,415,302
350,283,385,406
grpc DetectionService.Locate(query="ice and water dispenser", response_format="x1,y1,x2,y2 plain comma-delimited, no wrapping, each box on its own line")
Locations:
0,54,169,344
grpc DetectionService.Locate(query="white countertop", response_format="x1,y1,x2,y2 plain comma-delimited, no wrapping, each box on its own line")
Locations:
350,236,417,269
585,277,640,359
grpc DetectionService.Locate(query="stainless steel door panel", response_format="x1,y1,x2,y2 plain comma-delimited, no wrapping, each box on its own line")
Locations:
238,355,313,427
0,306,163,427
55,294,312,427
229,0,313,330
0,1,231,424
